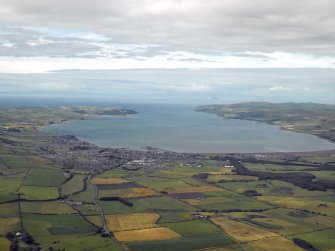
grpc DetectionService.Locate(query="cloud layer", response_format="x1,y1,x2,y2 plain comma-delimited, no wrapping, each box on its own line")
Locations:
0,0,334,72
1,0,335,53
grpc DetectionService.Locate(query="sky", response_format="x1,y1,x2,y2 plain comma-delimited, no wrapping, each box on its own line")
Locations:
0,0,334,104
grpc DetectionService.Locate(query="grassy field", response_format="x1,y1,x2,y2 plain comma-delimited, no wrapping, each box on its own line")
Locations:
50,235,123,251
22,213,97,245
71,178,95,203
98,187,160,198
0,217,20,235
61,174,86,195
164,219,221,235
289,229,335,251
23,167,69,187
19,186,59,200
20,201,76,214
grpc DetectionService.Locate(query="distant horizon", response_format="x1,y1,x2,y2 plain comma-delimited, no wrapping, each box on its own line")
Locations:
1,68,334,105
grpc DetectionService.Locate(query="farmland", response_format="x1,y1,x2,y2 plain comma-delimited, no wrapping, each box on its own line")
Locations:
0,106,334,250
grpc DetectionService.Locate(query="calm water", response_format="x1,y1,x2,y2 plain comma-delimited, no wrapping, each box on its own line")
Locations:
42,104,335,153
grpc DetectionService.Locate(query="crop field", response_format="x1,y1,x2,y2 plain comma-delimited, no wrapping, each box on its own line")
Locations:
115,227,181,242
92,177,130,184
0,237,10,251
243,236,304,251
258,196,335,216
210,216,278,242
196,196,271,211
99,187,160,198
130,176,193,190
106,213,160,232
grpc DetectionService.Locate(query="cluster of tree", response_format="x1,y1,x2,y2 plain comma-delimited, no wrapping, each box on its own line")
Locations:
293,238,319,251
241,190,261,196
6,232,39,251
230,159,335,191
99,196,133,206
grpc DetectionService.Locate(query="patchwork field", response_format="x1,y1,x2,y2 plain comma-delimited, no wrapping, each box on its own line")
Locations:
0,106,334,251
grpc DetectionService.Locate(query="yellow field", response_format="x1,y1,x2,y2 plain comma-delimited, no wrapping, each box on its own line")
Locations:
210,216,278,242
179,211,215,220
123,188,160,198
106,213,160,232
0,237,11,251
243,236,304,251
258,196,335,216
115,227,181,242
91,177,130,184
168,186,223,194
208,167,234,175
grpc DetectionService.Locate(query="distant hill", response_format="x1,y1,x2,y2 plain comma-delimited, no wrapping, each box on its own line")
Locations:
195,102,335,143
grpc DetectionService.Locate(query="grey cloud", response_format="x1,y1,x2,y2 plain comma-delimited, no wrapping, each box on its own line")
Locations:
0,0,334,56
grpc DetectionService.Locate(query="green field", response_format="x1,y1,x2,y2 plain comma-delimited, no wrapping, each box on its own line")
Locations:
51,235,123,251
130,196,197,212
290,229,335,250
23,167,69,187
61,174,86,195
19,186,59,200
164,219,221,235
125,233,235,251
22,213,97,245
20,201,76,214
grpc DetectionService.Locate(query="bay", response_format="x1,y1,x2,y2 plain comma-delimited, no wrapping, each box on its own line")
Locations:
42,104,335,153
